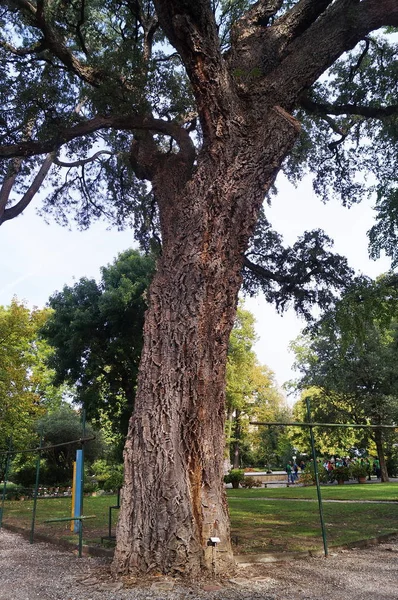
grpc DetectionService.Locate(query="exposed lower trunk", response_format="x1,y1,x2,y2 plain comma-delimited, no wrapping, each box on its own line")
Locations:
112,106,300,578
374,429,389,483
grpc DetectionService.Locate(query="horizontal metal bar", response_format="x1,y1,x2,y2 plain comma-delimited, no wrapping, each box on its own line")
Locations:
0,436,96,456
250,422,397,429
44,515,96,523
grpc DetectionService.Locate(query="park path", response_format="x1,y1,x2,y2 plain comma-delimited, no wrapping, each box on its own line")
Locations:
1,528,398,600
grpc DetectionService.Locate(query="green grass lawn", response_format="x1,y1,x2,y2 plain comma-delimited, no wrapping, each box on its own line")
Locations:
1,494,120,546
227,483,398,553
1,483,398,555
227,482,398,501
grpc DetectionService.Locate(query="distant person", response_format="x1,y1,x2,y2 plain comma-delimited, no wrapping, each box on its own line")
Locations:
293,462,299,481
286,461,294,485
374,458,381,479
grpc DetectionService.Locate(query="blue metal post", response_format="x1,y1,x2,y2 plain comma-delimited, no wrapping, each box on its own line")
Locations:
73,449,83,533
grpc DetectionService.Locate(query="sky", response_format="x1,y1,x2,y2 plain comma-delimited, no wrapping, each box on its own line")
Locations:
0,174,392,400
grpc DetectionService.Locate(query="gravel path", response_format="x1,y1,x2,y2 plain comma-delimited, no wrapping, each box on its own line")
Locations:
1,528,398,600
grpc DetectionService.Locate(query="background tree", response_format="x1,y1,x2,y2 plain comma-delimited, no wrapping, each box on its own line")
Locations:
0,299,54,454
41,249,155,456
35,403,104,485
2,0,398,577
291,278,398,481
226,303,289,469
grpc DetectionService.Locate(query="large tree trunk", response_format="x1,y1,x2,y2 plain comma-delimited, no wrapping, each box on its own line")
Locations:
113,107,300,577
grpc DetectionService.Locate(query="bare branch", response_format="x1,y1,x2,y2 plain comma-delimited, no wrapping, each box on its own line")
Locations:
0,39,46,56
0,152,55,225
53,150,115,168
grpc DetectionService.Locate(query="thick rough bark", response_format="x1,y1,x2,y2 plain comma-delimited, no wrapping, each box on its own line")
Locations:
113,106,300,577
5,0,398,582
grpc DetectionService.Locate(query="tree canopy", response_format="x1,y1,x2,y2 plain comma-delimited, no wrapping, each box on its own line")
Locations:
291,277,398,480
0,299,57,452
41,248,155,450
226,303,289,468
2,0,398,578
4,0,392,315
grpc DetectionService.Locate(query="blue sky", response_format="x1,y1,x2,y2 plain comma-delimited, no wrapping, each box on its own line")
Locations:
0,174,391,395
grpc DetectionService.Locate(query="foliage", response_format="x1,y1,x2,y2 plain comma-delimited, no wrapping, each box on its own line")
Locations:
226,303,289,468
330,465,350,483
42,249,155,454
0,2,363,314
240,477,263,489
36,404,104,485
350,462,369,480
290,277,398,476
224,469,245,489
2,0,398,575
91,459,123,491
0,299,60,460
302,461,329,485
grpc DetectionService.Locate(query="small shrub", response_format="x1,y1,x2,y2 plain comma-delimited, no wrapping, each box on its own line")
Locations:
330,466,350,483
303,462,328,485
102,468,124,492
241,477,263,488
224,469,245,489
84,481,99,494
350,462,368,480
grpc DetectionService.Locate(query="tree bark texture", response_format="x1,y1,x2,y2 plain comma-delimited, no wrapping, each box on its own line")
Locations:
111,0,398,579
113,105,300,577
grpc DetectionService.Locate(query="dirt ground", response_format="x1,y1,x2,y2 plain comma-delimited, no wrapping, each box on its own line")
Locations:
1,528,398,600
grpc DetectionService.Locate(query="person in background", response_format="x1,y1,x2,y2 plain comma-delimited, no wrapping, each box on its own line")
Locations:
286,461,294,485
373,457,381,479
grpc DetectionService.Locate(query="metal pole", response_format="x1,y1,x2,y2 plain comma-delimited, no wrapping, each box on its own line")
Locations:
250,421,397,429
0,436,12,529
30,430,43,543
79,409,86,544
306,398,328,557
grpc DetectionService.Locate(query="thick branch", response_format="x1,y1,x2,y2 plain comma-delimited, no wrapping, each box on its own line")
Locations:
274,0,334,41
10,0,102,86
0,39,46,56
0,159,22,215
153,0,236,143
243,255,284,284
0,115,196,166
300,96,398,120
258,0,398,108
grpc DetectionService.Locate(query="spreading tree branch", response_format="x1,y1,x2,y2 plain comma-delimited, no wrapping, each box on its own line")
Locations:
0,114,196,166
53,150,115,168
0,152,56,225
300,96,398,120
10,0,102,87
